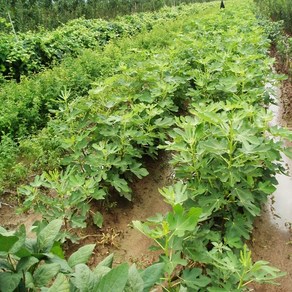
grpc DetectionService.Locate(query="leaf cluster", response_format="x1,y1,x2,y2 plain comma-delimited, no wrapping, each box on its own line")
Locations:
0,220,164,291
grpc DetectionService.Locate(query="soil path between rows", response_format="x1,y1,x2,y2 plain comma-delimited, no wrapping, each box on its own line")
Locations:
88,152,172,268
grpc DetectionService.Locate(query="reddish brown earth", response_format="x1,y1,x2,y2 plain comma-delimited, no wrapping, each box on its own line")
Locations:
249,208,292,292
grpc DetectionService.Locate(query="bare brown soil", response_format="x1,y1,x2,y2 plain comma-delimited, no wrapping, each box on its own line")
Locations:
76,152,172,268
0,203,41,237
280,78,292,128
249,209,292,292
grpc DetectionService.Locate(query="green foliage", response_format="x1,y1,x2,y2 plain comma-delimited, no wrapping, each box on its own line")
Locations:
0,222,164,291
254,0,292,33
275,35,292,74
0,17,11,32
134,189,286,290
0,136,19,192
0,3,198,141
0,12,187,191
0,219,65,291
134,204,202,279
13,0,290,241
164,102,285,221
18,168,106,241
128,0,289,290
257,16,292,74
1,0,291,290
0,0,213,32
0,3,199,83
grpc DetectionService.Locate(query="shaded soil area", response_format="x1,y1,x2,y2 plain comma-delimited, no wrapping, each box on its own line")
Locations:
280,78,292,128
76,152,172,268
0,203,41,237
249,208,292,292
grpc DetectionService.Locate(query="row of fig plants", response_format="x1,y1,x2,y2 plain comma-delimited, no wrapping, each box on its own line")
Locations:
0,3,206,193
0,3,201,140
12,2,229,237
0,3,199,83
134,102,291,290
133,1,292,290
1,0,291,290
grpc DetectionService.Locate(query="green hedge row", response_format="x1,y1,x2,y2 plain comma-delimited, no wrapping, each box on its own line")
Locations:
0,4,199,140
0,5,195,83
254,0,292,33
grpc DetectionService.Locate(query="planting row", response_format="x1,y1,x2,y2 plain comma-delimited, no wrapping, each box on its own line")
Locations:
0,4,198,83
134,100,291,289
4,0,286,221
0,3,206,142
0,4,201,192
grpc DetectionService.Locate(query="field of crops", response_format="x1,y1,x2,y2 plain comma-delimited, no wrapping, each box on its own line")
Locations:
0,0,291,291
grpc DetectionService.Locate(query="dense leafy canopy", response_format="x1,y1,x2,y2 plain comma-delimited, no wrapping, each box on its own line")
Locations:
0,0,291,290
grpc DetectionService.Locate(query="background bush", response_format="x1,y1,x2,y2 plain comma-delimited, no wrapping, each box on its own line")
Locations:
254,0,292,33
0,0,213,32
